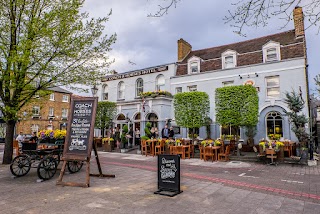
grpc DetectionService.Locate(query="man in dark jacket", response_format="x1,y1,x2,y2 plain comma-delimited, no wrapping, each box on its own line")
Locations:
161,125,169,139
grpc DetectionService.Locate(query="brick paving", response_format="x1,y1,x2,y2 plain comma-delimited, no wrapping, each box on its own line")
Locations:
1,146,320,213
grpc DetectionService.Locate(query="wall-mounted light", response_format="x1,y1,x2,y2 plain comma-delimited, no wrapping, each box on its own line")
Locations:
255,72,259,77
239,75,242,79
247,74,250,78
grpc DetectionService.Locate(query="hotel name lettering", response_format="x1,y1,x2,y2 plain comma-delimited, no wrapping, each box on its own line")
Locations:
104,66,168,81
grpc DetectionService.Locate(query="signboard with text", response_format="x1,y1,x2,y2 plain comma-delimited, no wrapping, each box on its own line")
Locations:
155,154,182,196
63,97,98,160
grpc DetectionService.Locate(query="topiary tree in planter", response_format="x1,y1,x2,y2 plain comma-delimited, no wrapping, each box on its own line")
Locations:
174,91,210,143
284,90,311,159
95,101,117,138
215,85,259,156
120,125,128,149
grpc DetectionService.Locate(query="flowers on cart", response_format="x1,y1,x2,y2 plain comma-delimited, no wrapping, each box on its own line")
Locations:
38,129,66,140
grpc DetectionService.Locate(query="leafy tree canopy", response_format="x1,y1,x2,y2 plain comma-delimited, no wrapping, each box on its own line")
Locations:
95,101,117,136
0,0,116,163
215,85,259,127
173,91,210,129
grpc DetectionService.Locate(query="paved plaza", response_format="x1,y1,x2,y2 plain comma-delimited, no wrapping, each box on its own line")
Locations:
1,145,320,214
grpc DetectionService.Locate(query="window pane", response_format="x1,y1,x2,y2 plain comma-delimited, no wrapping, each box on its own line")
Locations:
223,81,234,86
266,76,279,87
267,87,280,97
176,87,182,93
190,62,198,73
225,56,234,68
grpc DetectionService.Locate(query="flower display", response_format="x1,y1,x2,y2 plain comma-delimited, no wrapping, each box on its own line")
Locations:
102,137,114,145
268,134,281,140
214,140,222,146
201,139,213,147
140,90,173,98
38,129,66,140
175,139,181,145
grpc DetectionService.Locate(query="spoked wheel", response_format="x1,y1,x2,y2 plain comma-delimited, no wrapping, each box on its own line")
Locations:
67,161,83,173
37,156,57,180
10,155,31,177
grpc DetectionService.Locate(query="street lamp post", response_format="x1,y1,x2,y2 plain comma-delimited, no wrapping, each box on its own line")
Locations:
91,84,98,97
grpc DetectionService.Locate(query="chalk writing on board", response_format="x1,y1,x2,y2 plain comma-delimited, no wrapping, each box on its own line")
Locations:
160,157,177,180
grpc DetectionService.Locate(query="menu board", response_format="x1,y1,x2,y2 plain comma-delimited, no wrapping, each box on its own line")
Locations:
157,154,181,193
63,97,97,160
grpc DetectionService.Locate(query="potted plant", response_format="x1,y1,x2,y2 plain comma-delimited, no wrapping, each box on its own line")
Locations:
245,126,257,147
102,137,114,152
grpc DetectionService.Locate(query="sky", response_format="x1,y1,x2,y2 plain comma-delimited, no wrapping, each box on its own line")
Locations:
81,0,320,95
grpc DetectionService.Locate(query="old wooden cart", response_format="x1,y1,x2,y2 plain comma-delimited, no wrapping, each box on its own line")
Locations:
10,140,83,180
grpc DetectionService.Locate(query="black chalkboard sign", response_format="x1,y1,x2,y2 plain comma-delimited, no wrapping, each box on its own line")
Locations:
63,97,98,161
154,154,182,197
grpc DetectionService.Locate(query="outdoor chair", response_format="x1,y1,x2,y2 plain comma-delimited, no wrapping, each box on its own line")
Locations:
184,145,191,159
141,140,151,156
13,140,20,156
174,146,185,159
199,145,204,160
229,140,236,155
155,140,165,155
283,141,292,157
266,148,277,165
218,145,230,161
204,147,215,162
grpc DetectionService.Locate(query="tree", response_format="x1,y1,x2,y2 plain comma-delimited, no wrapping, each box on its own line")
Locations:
0,0,116,164
284,90,310,145
215,85,259,146
150,1,320,36
173,91,210,140
95,101,117,138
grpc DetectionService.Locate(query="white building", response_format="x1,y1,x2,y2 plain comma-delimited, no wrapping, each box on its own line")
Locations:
96,7,309,145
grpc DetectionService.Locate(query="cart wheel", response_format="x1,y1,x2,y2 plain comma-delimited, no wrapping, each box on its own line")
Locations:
67,161,83,173
37,157,57,180
10,155,31,177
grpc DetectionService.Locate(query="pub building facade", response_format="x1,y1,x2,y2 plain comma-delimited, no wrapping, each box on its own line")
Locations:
96,7,309,145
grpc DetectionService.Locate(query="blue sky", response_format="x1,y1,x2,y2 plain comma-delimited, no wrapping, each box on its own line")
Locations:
81,0,320,94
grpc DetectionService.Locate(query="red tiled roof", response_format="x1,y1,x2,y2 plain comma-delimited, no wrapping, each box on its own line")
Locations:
179,30,303,63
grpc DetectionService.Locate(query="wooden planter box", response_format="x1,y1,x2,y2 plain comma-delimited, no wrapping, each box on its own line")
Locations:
104,142,114,152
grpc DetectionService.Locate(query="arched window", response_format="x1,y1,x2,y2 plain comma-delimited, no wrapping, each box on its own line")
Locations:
117,114,126,120
102,84,108,100
266,111,283,139
118,81,125,99
136,78,143,97
147,113,158,128
155,75,165,91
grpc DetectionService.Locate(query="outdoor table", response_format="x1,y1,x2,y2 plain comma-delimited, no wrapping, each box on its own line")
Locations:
209,146,221,161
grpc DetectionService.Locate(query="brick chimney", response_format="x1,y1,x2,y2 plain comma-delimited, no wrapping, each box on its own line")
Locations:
177,38,192,61
293,6,305,38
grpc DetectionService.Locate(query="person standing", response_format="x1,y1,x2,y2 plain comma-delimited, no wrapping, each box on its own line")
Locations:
16,132,25,147
161,125,169,139
169,126,174,139
29,132,38,143
135,128,140,149
114,127,121,149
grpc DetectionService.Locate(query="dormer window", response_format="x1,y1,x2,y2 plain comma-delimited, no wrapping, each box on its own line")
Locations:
188,56,200,74
263,41,281,62
222,50,237,69
190,62,198,73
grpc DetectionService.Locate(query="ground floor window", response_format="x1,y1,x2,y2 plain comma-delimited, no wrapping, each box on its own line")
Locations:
221,125,240,139
188,127,199,138
147,113,158,128
266,111,283,140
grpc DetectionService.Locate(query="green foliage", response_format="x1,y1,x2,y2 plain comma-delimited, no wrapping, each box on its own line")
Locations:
173,91,210,128
95,101,117,136
140,91,173,98
284,90,309,145
121,125,128,144
141,136,150,141
215,85,259,127
0,0,116,163
143,122,152,139
245,126,257,139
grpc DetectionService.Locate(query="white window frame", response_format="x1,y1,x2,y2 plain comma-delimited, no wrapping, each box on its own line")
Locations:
220,125,241,138
188,85,197,92
31,124,39,133
49,107,54,117
175,87,182,94
49,93,55,101
118,81,125,100
188,56,200,74
62,95,69,102
102,84,108,100
32,106,40,116
62,108,68,118
263,41,281,62
222,50,237,69
266,75,280,99
136,78,143,97
155,75,165,91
